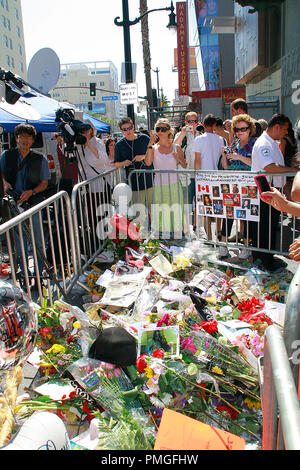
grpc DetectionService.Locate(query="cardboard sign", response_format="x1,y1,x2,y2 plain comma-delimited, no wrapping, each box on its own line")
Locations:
154,409,245,450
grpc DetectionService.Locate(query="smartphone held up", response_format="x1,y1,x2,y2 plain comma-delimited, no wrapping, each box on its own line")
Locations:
254,174,273,198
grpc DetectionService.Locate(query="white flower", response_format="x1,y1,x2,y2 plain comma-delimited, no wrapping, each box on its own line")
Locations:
198,350,210,363
161,393,173,406
150,396,165,409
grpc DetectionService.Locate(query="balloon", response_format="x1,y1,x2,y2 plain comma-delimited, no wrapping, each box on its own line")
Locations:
112,183,132,205
2,411,70,450
0,280,38,385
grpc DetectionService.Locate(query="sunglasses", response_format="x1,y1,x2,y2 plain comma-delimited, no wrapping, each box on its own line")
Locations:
155,126,169,132
234,126,249,133
186,120,197,123
121,125,133,132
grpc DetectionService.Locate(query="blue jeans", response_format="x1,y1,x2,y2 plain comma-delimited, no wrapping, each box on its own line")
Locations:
15,212,44,277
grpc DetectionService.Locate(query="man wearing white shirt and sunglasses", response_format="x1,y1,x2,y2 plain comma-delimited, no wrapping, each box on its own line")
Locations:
174,111,202,233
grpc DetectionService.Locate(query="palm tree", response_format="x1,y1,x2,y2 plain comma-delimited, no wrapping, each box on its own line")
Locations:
139,0,153,108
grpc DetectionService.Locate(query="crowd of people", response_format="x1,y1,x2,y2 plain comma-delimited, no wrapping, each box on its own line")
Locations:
1,97,300,281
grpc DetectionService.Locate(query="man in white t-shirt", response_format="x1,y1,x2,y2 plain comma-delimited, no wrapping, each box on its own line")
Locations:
251,113,298,272
193,114,224,240
174,111,202,234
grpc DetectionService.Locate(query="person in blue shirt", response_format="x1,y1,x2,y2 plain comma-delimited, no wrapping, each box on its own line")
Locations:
0,123,50,282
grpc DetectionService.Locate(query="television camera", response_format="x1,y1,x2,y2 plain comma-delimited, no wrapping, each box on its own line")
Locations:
55,108,91,162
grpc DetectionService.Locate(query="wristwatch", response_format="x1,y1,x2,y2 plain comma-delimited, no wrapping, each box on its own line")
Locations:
147,145,153,149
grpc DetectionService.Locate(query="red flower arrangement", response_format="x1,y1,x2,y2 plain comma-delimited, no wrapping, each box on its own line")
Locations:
200,320,218,335
237,296,272,326
136,354,148,373
216,405,239,421
152,348,164,358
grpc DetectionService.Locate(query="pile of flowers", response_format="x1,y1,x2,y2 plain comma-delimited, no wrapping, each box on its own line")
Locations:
12,232,293,450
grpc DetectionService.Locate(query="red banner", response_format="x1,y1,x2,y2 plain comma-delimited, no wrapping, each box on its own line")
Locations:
176,2,189,96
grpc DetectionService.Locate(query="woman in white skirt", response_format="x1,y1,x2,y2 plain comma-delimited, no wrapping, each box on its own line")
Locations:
145,118,187,238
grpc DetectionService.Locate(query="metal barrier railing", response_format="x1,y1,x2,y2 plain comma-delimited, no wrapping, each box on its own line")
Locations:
0,190,78,304
262,324,300,450
71,167,124,273
129,168,299,257
260,263,300,450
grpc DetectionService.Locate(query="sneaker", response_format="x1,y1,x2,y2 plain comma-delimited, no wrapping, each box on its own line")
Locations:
239,247,251,259
218,246,230,258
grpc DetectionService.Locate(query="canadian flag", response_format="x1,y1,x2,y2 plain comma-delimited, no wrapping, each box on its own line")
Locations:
198,184,209,193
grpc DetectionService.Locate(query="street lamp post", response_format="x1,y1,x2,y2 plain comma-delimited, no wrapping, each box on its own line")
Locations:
114,0,177,125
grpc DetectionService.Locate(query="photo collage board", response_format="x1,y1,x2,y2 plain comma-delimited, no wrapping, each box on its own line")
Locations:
195,173,260,222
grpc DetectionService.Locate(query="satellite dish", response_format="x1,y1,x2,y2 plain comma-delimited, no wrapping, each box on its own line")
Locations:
27,48,61,94
0,97,40,120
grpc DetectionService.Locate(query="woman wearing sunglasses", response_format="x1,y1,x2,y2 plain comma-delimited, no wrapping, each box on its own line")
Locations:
145,118,187,238
219,114,257,260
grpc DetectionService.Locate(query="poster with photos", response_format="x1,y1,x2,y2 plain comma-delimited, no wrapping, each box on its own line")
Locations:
195,173,260,222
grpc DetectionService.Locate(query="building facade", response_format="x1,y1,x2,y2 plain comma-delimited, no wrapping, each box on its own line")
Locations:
0,0,26,79
234,0,300,125
51,61,120,123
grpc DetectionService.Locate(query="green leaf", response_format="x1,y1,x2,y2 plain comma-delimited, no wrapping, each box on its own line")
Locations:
158,374,170,393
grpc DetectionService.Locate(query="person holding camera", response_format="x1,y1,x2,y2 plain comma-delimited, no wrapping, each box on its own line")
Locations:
0,123,50,282
173,111,201,234
219,114,257,259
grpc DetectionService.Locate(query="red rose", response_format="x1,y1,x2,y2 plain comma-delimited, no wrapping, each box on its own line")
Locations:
152,348,164,358
216,405,238,420
39,327,52,337
200,320,218,335
136,354,148,373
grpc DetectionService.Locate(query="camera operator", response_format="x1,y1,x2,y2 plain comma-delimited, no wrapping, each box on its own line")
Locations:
0,123,50,282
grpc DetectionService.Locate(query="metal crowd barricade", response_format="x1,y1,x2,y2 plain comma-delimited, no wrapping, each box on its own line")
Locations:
0,190,78,304
129,168,299,257
261,324,300,450
71,168,124,273
261,265,300,450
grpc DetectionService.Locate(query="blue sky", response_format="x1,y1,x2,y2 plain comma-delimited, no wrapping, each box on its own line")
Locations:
21,0,179,101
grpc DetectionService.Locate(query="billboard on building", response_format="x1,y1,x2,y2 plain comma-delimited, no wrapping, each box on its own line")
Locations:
194,0,220,91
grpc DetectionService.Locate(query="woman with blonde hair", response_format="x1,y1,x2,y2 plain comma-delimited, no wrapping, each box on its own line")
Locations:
145,118,187,238
219,114,257,259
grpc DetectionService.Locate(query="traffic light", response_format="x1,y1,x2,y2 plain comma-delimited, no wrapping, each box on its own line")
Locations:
88,101,93,111
89,83,96,97
152,88,158,108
